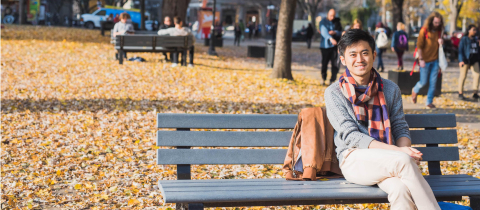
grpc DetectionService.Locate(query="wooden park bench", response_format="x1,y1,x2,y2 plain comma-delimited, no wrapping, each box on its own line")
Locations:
156,113,480,209
114,34,193,65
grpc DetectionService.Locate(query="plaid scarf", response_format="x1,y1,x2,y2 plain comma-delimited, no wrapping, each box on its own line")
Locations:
338,68,393,145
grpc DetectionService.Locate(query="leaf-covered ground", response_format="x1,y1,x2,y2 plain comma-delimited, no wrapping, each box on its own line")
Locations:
1,25,479,209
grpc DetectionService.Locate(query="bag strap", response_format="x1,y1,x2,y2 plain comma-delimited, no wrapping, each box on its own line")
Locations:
291,120,300,178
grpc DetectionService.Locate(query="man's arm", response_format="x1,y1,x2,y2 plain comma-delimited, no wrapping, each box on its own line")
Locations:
389,82,412,143
458,37,465,63
416,29,426,59
325,87,375,150
320,20,332,40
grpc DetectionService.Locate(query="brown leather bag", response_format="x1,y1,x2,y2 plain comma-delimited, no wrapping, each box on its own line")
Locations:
283,107,343,181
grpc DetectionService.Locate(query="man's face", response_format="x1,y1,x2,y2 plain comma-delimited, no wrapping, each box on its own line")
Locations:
433,17,441,29
340,40,376,78
164,17,171,25
327,10,335,21
120,18,127,23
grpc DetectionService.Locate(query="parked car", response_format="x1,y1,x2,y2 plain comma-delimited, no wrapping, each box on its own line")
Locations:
81,7,150,30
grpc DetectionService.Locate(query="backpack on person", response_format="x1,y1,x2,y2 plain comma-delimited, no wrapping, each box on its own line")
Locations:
397,33,408,51
376,30,389,49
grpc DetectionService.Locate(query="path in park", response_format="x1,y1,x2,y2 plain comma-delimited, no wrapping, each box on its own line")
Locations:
208,36,480,130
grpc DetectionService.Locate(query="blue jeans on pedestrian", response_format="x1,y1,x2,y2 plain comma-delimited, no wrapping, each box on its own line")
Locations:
413,60,439,105
376,47,385,70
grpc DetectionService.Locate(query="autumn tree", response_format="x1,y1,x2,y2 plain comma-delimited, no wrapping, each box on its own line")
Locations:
447,0,464,34
296,0,323,32
271,0,297,80
161,0,191,22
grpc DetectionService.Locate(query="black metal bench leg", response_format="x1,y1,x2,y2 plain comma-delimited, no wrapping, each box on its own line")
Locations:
471,196,480,210
182,50,187,66
189,46,194,65
119,50,124,65
188,203,204,210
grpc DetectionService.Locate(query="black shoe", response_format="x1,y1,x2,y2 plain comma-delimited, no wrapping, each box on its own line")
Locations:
459,93,466,100
473,93,479,99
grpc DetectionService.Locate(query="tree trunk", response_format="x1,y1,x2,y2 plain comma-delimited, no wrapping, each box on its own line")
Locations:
140,0,145,30
161,0,191,23
448,0,463,35
391,0,403,32
271,0,296,80
309,9,317,33
18,0,25,24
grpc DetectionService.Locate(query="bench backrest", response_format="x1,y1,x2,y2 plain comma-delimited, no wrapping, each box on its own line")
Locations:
156,113,458,179
115,35,193,50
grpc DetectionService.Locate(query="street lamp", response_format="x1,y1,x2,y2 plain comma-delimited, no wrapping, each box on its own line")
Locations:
208,0,218,56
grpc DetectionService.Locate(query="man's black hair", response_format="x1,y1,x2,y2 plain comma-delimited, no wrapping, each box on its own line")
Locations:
338,29,375,57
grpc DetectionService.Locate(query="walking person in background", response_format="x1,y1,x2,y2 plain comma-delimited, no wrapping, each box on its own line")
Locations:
234,22,242,46
411,12,444,109
270,20,278,40
239,20,245,41
248,22,255,39
391,22,409,70
306,23,314,49
319,9,342,86
342,19,362,36
374,22,388,72
458,25,480,100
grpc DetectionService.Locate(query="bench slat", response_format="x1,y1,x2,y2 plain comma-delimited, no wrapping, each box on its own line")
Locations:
157,147,459,165
159,176,480,188
160,183,480,204
410,130,458,144
156,129,457,147
161,180,480,192
157,113,298,129
157,131,291,147
157,114,456,129
404,114,456,128
160,179,480,190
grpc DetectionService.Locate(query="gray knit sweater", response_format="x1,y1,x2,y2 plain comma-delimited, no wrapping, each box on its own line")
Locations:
325,79,411,164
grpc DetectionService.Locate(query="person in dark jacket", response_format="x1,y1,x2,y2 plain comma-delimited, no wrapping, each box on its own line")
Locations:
234,22,242,46
458,25,480,100
391,22,409,70
159,16,173,62
306,23,314,49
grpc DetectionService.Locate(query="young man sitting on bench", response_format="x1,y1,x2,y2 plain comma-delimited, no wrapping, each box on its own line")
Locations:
324,29,441,210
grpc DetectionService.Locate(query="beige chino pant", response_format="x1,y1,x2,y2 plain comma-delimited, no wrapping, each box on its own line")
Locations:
340,148,441,210
458,62,480,93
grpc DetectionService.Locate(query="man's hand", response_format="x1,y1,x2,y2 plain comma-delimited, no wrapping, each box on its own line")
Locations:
329,30,336,35
391,47,395,52
412,156,422,165
330,38,337,46
438,38,444,45
459,61,465,68
397,147,423,160
419,59,426,68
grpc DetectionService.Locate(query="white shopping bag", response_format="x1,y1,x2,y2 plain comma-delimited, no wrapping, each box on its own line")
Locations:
438,44,448,71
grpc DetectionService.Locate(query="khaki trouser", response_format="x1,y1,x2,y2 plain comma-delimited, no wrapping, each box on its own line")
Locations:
458,62,480,93
340,149,441,210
